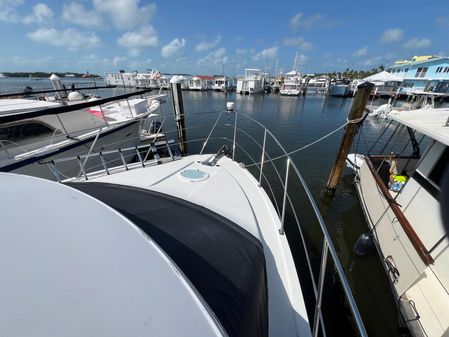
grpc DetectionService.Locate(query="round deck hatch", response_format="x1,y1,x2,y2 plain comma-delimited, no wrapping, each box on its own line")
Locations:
179,169,209,182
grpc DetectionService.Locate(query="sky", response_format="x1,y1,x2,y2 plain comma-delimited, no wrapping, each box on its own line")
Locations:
0,0,448,76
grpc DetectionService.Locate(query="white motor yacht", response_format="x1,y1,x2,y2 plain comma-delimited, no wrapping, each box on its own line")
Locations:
236,69,266,94
0,89,160,179
40,102,369,337
351,107,449,337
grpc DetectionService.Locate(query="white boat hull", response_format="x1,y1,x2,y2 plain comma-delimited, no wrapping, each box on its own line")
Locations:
3,121,141,180
279,89,301,96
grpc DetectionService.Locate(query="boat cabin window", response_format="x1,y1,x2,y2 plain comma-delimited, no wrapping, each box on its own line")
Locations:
0,122,59,145
428,146,449,188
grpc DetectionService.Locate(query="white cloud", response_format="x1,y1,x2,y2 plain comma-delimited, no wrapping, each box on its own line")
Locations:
253,47,278,61
282,37,314,50
93,0,156,30
117,25,158,55
288,12,341,30
27,27,100,50
380,28,403,43
437,16,449,27
198,48,227,66
403,37,431,49
360,56,384,67
195,35,222,52
236,48,247,56
113,56,127,67
161,38,186,58
62,2,103,28
0,0,23,23
296,54,308,65
353,46,368,57
22,3,53,24
289,12,303,28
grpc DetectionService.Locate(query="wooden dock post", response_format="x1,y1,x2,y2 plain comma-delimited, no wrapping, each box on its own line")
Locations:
325,82,374,191
170,76,188,155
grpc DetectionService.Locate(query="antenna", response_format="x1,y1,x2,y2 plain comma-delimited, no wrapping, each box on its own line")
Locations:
293,52,298,72
275,57,279,76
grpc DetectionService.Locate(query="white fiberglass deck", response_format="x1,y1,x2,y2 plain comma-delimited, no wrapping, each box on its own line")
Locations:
0,173,225,337
77,154,312,337
0,98,60,115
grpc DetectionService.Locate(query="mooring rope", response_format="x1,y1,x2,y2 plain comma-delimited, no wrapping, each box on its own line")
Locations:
245,114,367,168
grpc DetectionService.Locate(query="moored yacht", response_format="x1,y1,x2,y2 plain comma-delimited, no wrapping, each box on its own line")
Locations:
350,107,449,337
329,79,351,97
104,70,137,87
42,99,369,337
189,75,214,91
280,54,303,96
212,75,234,92
0,89,158,179
280,70,302,96
236,69,266,94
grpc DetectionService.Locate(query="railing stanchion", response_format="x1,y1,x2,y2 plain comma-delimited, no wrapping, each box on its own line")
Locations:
313,240,329,337
99,152,109,175
232,110,238,161
135,146,145,167
77,155,88,180
258,129,267,186
118,149,128,171
201,111,223,155
51,160,61,182
279,157,290,235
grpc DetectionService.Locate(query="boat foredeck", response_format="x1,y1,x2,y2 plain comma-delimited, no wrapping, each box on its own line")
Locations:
76,154,312,337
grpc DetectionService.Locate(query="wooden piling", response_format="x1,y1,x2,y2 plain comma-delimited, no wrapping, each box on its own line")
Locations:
325,81,374,191
170,76,188,155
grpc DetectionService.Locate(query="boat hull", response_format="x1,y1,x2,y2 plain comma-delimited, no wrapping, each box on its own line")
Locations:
330,85,350,97
279,89,301,96
354,155,449,337
1,121,141,180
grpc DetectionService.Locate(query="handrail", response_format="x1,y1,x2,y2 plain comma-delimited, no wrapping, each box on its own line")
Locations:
45,108,368,337
233,112,368,337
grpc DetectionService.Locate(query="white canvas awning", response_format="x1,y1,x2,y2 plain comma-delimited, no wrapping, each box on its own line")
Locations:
362,71,402,83
389,108,449,146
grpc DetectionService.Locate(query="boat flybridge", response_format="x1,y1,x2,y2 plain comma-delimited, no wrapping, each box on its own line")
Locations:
280,70,303,96
14,101,371,337
0,88,163,179
349,108,449,337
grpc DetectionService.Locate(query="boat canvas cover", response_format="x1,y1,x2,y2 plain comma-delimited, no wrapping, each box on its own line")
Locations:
389,108,449,147
67,182,268,337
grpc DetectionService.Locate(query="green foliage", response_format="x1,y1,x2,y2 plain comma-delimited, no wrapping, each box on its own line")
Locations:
315,65,385,79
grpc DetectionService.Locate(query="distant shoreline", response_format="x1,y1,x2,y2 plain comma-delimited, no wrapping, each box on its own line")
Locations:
0,72,101,78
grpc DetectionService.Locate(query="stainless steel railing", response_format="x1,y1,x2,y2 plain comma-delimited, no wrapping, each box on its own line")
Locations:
46,107,368,337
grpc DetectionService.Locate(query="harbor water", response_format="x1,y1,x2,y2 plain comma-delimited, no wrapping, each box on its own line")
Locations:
1,77,405,337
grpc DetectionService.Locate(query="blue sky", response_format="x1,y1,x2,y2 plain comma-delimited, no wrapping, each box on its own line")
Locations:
0,0,447,75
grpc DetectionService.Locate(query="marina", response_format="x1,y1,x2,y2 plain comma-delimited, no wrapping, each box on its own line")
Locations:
1,1,448,336
0,76,407,337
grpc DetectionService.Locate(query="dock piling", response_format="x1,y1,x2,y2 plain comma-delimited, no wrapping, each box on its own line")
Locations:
170,76,188,155
325,82,374,191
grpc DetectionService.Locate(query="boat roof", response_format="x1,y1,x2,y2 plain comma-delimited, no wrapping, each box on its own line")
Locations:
192,75,214,80
389,108,449,146
362,70,402,83
0,173,225,337
0,98,60,116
